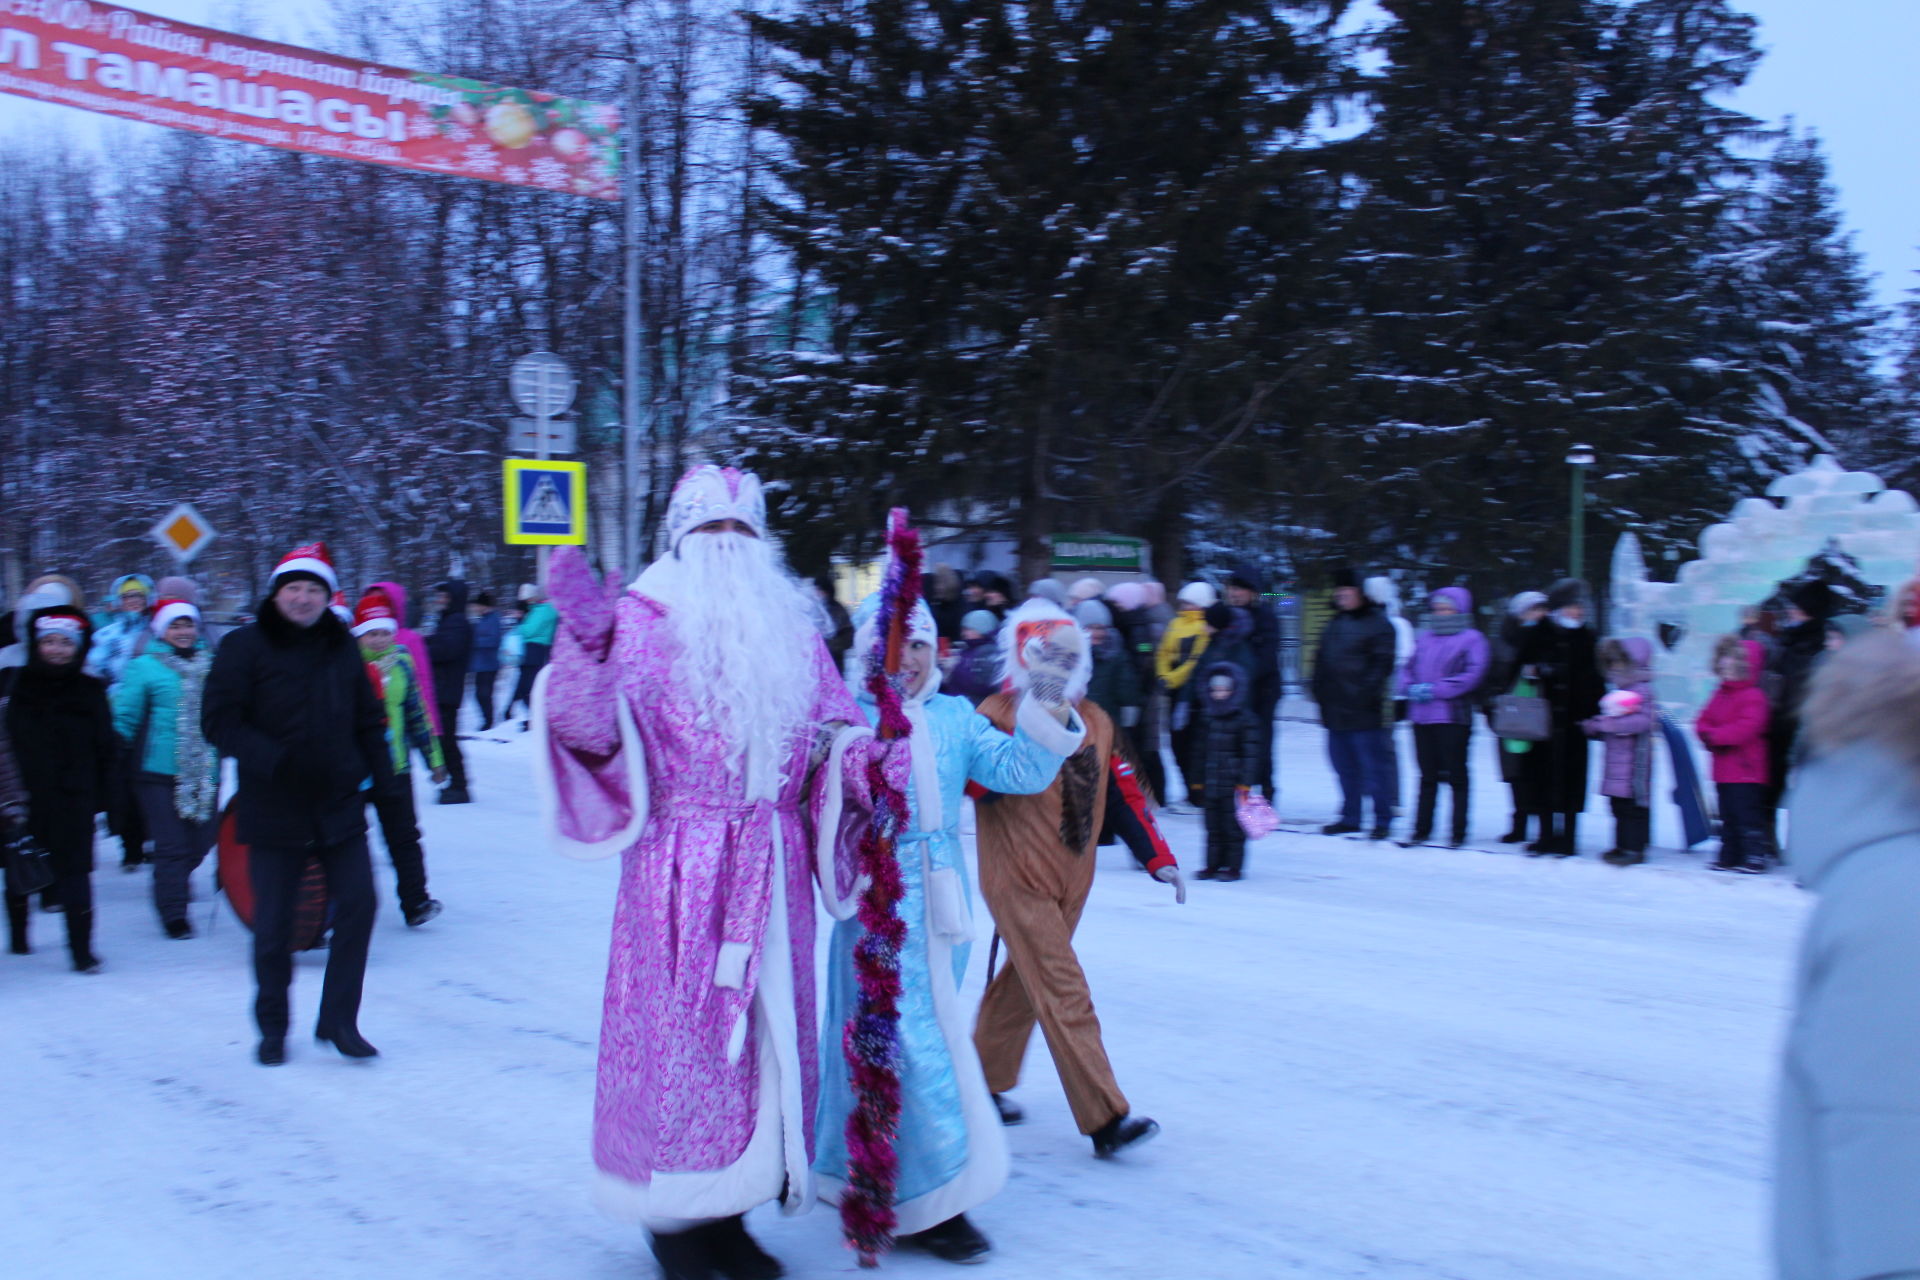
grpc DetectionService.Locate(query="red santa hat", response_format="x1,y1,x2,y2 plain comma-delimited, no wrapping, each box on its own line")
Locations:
33,610,87,641
149,599,200,636
271,541,338,594
352,587,400,636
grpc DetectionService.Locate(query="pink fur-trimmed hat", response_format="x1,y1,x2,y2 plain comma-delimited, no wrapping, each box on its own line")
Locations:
664,464,768,550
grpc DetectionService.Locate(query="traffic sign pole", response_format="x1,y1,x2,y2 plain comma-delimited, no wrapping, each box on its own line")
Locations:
508,352,577,587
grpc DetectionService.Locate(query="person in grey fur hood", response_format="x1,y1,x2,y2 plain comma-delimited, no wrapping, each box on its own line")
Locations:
1775,627,1920,1279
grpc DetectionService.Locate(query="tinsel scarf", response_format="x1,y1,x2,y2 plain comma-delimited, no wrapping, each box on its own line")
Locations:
840,507,920,1267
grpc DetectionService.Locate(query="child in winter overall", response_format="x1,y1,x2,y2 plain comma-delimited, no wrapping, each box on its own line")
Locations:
1583,637,1656,866
1696,636,1771,873
1195,662,1263,881
353,589,447,925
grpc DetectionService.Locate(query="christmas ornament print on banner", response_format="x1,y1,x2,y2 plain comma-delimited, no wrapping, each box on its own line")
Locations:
0,2,620,199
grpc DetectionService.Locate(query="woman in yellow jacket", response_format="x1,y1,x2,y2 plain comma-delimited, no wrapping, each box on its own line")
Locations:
1155,582,1217,809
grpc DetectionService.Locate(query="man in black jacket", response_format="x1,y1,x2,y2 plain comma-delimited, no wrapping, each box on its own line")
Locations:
1310,570,1398,839
1226,563,1281,797
203,543,394,1066
425,580,473,804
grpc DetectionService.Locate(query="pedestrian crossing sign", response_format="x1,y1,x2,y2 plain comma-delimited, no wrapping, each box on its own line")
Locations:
503,459,589,545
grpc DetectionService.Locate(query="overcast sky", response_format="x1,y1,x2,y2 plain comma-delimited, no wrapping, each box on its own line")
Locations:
1,0,1913,319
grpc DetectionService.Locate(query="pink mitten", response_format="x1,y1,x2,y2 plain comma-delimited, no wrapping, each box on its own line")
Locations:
548,547,622,658
1599,690,1643,718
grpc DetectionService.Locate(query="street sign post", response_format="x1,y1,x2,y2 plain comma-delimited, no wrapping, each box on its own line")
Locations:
504,460,589,546
507,352,580,581
508,418,577,455
150,503,217,565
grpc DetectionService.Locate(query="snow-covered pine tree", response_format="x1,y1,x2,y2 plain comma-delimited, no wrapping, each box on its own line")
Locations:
737,0,1347,580
1318,0,1800,593
1734,127,1888,469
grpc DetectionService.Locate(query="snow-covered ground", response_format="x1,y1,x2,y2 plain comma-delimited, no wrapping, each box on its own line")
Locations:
3,714,1805,1279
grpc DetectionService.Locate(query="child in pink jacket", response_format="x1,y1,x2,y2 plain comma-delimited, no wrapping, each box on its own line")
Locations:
1695,636,1771,873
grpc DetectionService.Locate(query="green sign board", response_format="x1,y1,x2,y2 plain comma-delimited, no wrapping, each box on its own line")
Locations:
1050,535,1148,571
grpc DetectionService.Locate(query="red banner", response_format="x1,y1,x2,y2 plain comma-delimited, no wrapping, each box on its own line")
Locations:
0,1,620,199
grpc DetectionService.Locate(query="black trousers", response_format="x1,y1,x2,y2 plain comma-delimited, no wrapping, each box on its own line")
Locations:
1137,693,1167,805
435,699,468,792
506,642,550,718
107,764,147,865
1251,688,1280,799
6,828,93,962
472,670,500,730
250,835,375,1037
1159,717,1190,805
1716,782,1769,869
367,777,430,913
1609,797,1650,854
1203,793,1246,874
135,779,216,927
1412,722,1471,843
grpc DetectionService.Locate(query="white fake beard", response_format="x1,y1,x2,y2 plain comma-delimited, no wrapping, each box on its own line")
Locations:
654,532,819,794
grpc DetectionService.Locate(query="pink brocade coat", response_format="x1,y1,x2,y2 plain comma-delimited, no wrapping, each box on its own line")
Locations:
538,592,864,1220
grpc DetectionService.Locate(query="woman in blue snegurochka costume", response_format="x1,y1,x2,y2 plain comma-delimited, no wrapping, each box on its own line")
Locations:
811,594,1087,1264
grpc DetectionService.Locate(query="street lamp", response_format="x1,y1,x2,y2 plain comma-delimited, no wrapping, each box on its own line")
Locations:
1567,443,1596,580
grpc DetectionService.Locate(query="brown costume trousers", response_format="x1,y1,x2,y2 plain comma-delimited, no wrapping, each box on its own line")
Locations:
972,694,1129,1135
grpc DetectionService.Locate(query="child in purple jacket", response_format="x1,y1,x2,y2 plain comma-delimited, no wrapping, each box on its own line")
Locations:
1583,637,1656,865
1399,588,1490,847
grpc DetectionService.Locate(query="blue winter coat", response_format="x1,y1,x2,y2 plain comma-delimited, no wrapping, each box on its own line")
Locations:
469,610,504,673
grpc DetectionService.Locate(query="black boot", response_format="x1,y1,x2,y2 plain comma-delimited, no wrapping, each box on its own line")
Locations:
67,909,100,973
898,1214,991,1264
650,1224,718,1280
6,894,27,954
1091,1112,1160,1158
700,1215,784,1280
1321,822,1360,836
257,1036,287,1066
992,1093,1025,1126
315,1025,380,1059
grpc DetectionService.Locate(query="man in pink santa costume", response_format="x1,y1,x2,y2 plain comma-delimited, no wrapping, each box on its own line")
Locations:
535,464,888,1280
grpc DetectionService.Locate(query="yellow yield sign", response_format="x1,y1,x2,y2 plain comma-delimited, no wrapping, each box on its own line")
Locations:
504,459,589,546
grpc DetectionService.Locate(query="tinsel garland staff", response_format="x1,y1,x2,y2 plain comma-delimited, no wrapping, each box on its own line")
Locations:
841,506,921,1268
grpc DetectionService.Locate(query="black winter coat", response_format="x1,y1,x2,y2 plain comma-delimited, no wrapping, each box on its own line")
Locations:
1312,604,1397,733
1513,620,1603,812
425,580,473,704
202,599,393,848
1085,637,1143,729
1230,563,1282,708
3,617,116,858
1198,662,1262,797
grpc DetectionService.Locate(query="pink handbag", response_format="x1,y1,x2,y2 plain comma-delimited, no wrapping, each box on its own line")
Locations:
1236,790,1279,840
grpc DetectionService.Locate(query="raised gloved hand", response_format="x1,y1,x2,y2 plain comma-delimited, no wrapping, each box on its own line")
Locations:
1153,863,1187,905
548,547,623,659
1407,682,1436,703
1022,624,1085,716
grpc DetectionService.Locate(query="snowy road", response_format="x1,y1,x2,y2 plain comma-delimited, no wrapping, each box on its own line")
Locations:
3,722,1804,1279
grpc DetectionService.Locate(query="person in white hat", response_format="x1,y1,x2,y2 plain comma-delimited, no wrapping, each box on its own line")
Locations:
110,598,219,938
202,542,394,1066
533,465,900,1279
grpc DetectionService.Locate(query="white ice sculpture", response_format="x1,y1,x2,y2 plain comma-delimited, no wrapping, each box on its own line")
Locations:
1610,455,1920,715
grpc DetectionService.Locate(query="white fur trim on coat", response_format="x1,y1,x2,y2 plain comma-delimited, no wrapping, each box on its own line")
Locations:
530,663,651,861
814,724,874,921
1015,691,1088,757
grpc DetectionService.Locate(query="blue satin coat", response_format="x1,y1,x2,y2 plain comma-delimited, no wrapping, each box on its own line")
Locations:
814,690,1065,1207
